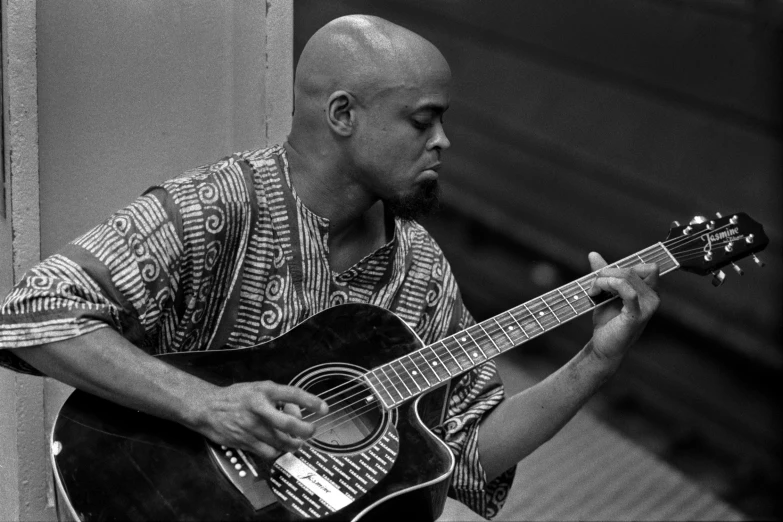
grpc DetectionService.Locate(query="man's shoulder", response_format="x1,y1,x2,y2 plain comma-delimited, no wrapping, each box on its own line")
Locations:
156,145,281,203
397,219,449,263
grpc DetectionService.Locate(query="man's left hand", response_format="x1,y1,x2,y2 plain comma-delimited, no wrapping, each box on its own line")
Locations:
586,251,660,367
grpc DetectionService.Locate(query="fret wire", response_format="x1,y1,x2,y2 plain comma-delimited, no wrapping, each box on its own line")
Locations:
408,352,434,387
636,253,647,265
522,302,546,331
556,287,579,316
478,322,503,355
403,354,428,390
492,317,515,348
391,360,417,395
566,282,593,312
574,279,596,306
381,365,405,401
463,328,488,360
550,286,579,316
369,367,396,395
449,335,474,365
365,371,393,409
428,344,454,377
507,310,530,340
440,339,466,371
544,291,576,320
540,295,562,324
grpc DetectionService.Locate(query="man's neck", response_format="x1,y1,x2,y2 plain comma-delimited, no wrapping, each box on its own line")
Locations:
283,141,391,273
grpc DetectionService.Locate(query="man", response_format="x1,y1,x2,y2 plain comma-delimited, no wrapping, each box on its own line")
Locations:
0,15,659,520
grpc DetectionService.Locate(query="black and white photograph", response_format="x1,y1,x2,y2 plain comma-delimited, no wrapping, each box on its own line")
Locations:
1,1,780,520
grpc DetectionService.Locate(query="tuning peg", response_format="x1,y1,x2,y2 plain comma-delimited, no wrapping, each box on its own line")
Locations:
690,216,708,225
711,270,726,287
715,212,723,218
752,254,765,267
730,215,739,225
671,220,681,228
731,262,744,276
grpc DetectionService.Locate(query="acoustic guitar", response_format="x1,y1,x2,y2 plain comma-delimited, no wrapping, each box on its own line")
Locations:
50,213,768,521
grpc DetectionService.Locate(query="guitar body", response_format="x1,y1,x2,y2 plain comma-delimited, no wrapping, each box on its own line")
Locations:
51,304,455,521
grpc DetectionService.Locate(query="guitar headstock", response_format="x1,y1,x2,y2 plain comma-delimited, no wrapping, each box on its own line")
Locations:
665,212,768,286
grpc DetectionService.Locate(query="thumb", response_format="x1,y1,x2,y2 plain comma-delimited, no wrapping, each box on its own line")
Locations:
588,251,608,272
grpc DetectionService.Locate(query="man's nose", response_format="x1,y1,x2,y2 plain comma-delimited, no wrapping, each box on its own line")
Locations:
430,122,450,151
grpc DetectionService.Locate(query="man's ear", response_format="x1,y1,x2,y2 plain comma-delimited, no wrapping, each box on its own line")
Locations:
326,91,356,137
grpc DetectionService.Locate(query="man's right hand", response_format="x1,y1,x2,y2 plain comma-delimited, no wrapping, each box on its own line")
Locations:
189,381,329,461
14,328,329,463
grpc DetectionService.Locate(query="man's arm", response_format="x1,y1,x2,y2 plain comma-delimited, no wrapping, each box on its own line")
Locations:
478,252,660,482
14,327,328,460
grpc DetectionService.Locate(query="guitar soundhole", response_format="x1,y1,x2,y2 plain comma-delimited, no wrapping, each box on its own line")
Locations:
290,363,395,455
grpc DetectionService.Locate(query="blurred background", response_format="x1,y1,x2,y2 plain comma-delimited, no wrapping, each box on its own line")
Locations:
295,1,783,519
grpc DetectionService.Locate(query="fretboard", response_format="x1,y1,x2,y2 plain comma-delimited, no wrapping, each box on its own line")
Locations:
364,242,679,409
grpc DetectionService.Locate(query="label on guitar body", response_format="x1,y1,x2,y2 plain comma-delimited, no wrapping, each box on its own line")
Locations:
275,453,353,511
269,430,399,518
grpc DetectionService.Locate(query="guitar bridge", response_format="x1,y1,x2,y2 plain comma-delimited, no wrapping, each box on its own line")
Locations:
206,441,277,511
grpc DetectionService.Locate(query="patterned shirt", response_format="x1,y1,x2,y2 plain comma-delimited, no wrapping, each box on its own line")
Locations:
0,145,514,518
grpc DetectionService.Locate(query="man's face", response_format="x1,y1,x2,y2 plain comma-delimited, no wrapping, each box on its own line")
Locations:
350,68,451,221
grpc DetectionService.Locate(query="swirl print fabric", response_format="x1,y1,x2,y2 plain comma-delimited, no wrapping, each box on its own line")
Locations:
0,145,513,518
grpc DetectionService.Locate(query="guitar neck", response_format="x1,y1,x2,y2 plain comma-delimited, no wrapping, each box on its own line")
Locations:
364,242,680,409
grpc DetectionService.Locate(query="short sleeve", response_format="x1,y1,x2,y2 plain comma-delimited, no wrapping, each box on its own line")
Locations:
0,189,183,373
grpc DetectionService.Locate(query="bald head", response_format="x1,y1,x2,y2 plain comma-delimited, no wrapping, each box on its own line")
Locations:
291,15,450,131
285,16,452,224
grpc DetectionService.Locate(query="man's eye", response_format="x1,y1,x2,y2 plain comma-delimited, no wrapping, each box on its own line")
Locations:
412,119,432,129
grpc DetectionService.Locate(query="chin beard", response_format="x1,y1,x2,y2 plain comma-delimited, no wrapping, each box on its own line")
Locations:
385,180,440,221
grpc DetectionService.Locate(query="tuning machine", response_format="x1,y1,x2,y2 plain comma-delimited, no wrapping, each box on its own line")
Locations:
711,269,726,287
752,254,765,267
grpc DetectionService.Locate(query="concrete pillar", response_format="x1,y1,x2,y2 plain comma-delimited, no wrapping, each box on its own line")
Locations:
0,1,294,519
1,0,48,519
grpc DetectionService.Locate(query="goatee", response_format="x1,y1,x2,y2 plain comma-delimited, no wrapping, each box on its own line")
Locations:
385,180,440,222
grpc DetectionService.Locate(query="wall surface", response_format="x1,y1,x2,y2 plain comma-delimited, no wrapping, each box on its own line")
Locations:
38,0,266,257
1,1,293,519
2,1,46,520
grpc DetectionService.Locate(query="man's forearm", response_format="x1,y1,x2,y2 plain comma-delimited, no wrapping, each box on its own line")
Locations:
13,326,328,460
13,327,215,430
478,343,620,482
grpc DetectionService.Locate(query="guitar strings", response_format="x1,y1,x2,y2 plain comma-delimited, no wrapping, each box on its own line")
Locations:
259,225,732,424
304,244,683,426
298,228,744,435
303,236,747,438
303,242,676,415
303,250,672,434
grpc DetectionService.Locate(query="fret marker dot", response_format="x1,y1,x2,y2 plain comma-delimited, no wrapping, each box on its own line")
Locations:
573,295,579,301
412,370,418,375
508,326,514,330
539,311,545,317
433,361,438,366
472,352,478,358
461,336,467,342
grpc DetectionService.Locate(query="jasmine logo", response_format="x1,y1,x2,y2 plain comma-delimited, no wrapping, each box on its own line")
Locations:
301,473,331,495
704,227,739,244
